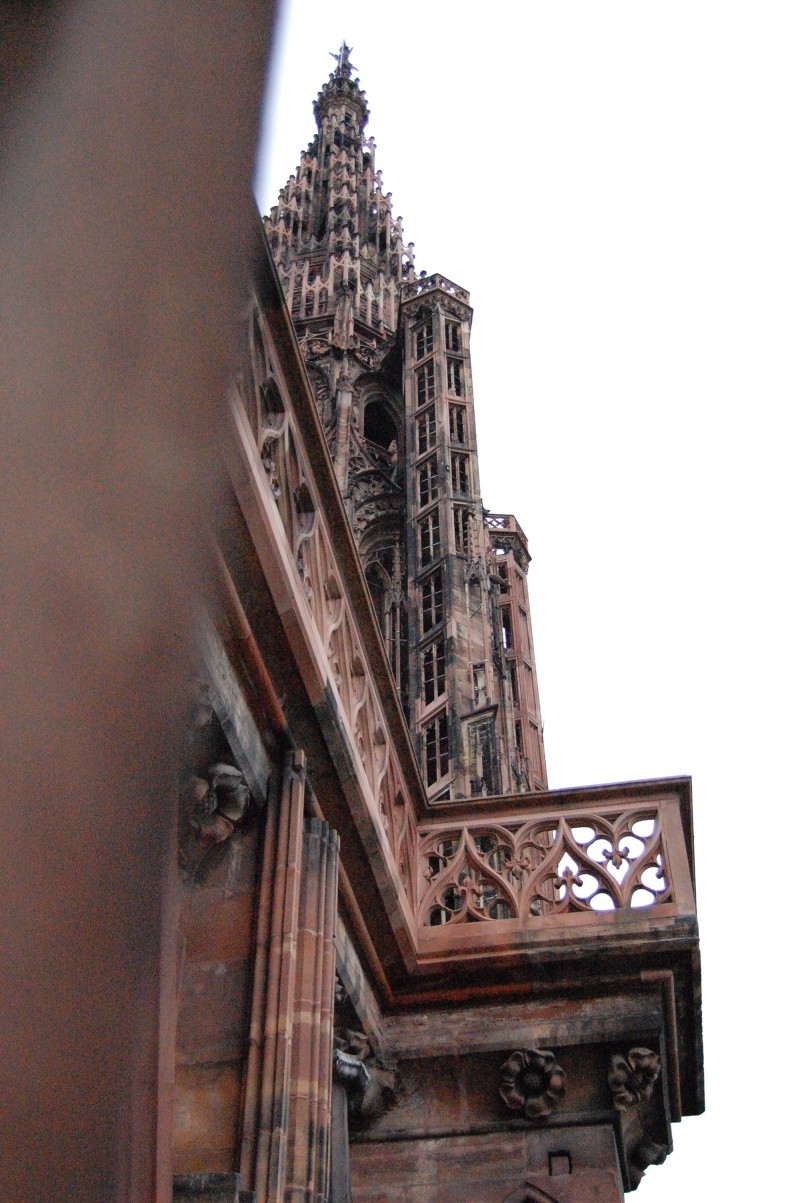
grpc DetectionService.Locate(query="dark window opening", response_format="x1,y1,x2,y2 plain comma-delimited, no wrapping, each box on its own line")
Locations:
363,401,397,449
469,716,498,795
447,357,464,396
415,319,434,360
454,507,469,554
445,320,461,353
417,407,436,455
424,710,449,786
418,455,438,507
501,607,513,650
422,639,446,706
451,453,469,495
509,662,519,707
449,404,466,444
416,359,435,407
365,562,387,624
421,569,444,632
420,509,441,567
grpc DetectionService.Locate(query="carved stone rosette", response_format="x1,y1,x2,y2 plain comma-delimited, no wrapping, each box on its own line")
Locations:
499,1049,566,1121
608,1047,662,1110
184,763,252,847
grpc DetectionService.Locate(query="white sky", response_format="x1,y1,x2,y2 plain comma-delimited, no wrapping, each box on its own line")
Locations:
255,3,800,1197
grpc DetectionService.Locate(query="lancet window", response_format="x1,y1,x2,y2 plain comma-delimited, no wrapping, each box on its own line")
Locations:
445,319,461,353
415,318,434,360
421,568,444,633
449,404,466,444
421,638,446,706
417,406,437,456
416,360,435,406
451,452,470,495
446,357,464,396
423,709,449,787
419,509,441,567
453,506,470,554
418,455,439,507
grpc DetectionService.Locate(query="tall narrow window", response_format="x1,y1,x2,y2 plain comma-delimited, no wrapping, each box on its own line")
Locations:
422,639,446,705
501,607,513,650
508,661,519,707
497,561,510,593
445,320,461,353
424,710,449,786
449,404,466,444
419,508,441,566
421,568,444,632
453,507,470,554
418,455,439,507
447,358,464,396
416,359,435,406
451,453,469,495
415,318,434,360
469,716,497,795
417,406,437,455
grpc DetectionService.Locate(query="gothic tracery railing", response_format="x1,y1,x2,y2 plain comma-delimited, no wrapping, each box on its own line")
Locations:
235,300,419,917
417,806,672,928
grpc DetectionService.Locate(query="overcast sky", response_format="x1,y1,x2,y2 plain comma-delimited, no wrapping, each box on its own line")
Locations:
255,3,799,1196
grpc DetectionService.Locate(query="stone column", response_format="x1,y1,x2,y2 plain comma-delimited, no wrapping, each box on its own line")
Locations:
283,817,340,1202
253,751,307,1203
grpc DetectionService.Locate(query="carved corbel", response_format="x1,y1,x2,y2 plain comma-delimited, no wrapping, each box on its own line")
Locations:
499,1048,566,1121
628,1138,668,1188
334,1029,397,1128
608,1047,662,1110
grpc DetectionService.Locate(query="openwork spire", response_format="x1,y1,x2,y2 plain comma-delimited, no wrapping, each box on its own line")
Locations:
265,50,416,337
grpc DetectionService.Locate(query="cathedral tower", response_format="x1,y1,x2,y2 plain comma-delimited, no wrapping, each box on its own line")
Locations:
266,45,547,799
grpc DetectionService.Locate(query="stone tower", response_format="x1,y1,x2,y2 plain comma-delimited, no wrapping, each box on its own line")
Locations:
266,44,547,800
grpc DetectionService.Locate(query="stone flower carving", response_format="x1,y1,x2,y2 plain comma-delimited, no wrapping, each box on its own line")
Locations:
608,1047,662,1110
185,763,251,847
499,1049,566,1120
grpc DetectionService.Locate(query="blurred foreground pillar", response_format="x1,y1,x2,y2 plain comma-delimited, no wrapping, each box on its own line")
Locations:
0,3,277,1200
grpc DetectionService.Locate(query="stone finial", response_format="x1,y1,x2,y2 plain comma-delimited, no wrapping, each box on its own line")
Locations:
499,1048,566,1120
608,1047,662,1110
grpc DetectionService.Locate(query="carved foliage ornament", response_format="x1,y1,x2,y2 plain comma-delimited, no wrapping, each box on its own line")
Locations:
608,1047,662,1110
499,1048,566,1121
185,763,251,847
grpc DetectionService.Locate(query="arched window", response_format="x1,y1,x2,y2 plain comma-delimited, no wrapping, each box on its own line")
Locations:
363,400,396,449
365,562,388,626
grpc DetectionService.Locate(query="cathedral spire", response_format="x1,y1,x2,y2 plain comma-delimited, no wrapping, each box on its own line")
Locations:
265,51,416,339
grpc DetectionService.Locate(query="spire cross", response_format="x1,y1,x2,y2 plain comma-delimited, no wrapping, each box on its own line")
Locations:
330,41,357,77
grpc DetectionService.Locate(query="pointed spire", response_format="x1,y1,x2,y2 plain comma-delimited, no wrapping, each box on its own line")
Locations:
314,42,368,133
